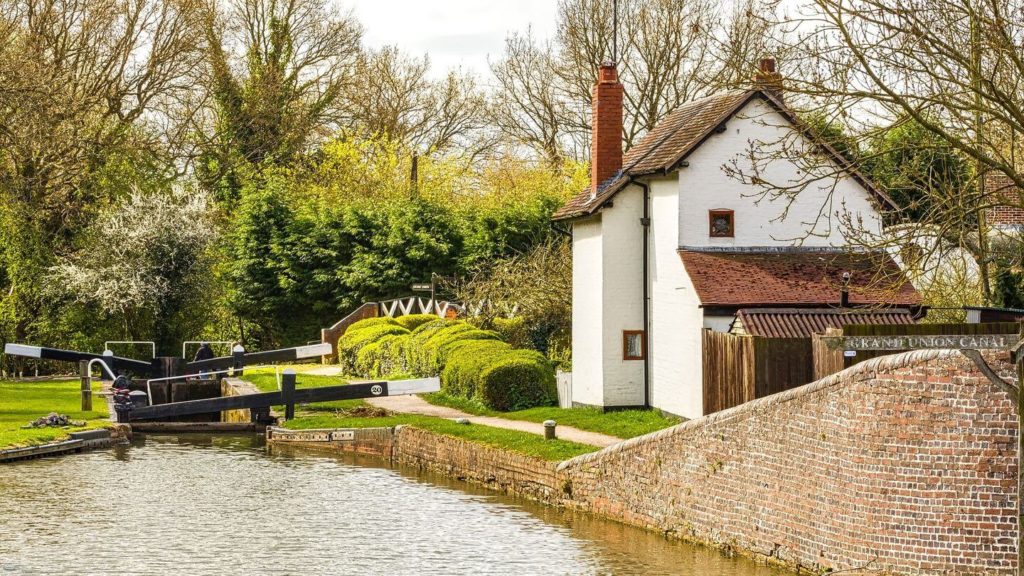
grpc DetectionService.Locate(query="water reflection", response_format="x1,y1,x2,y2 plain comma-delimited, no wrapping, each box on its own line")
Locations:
0,435,784,576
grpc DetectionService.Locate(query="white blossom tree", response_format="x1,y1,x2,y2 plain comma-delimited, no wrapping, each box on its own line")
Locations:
48,188,218,343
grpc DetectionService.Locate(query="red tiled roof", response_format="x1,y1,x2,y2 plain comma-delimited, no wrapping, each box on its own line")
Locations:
552,89,895,221
679,249,922,308
734,308,917,338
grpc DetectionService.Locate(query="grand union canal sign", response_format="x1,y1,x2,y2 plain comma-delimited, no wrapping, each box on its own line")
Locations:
843,334,1019,351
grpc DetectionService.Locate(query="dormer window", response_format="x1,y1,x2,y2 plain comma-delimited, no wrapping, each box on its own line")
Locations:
709,209,734,237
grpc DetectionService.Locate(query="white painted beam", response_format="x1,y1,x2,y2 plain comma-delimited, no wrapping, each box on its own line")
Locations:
295,343,332,359
3,343,42,358
388,377,441,396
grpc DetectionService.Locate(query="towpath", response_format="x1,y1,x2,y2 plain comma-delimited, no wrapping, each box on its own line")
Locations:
294,365,621,447
366,394,622,447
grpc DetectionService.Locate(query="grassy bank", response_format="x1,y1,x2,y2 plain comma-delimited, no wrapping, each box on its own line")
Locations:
422,393,680,439
0,379,111,449
240,366,603,460
282,413,598,461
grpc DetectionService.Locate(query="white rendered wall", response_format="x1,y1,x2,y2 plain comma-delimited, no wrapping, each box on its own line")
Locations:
598,185,646,407
678,98,882,249
570,216,605,407
647,176,704,419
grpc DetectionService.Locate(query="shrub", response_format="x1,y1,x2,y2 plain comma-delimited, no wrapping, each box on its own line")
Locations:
405,320,474,374
355,334,411,378
440,340,512,398
395,314,437,331
339,323,409,372
477,350,556,411
341,313,556,411
346,316,401,332
492,316,530,349
416,325,501,375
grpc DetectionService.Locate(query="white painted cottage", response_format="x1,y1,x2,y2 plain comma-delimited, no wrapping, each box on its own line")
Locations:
552,60,921,419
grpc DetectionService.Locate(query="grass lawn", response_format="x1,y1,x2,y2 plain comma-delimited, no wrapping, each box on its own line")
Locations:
243,365,604,460
0,379,111,449
421,392,681,439
283,412,598,461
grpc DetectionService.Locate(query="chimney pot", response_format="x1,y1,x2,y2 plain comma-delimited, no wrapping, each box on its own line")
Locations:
759,58,776,74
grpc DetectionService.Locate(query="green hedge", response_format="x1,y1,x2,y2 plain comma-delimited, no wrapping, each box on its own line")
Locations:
438,340,512,398
476,350,556,411
355,334,410,378
340,315,555,411
395,314,437,331
347,317,401,331
339,320,410,372
408,322,501,376
441,343,555,411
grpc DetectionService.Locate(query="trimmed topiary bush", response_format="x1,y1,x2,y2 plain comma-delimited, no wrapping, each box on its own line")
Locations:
440,343,555,410
340,313,555,411
439,340,512,398
346,316,402,332
406,320,474,374
395,314,437,331
355,334,412,378
339,323,410,373
476,350,556,411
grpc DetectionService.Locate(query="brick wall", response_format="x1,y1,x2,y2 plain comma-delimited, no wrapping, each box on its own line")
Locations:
264,349,1020,574
985,172,1024,226
558,350,1020,575
393,426,563,504
591,64,623,190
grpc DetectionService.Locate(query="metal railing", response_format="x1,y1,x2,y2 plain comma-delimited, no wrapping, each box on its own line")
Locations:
104,341,156,359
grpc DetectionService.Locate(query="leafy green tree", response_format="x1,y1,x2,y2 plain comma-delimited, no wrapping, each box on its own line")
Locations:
865,120,972,222
199,0,362,203
223,173,295,346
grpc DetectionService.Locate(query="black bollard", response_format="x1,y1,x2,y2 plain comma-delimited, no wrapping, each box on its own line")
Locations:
129,390,148,409
232,345,245,377
282,369,296,420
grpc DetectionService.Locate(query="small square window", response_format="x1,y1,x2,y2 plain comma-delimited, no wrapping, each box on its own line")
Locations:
709,209,734,238
623,330,645,360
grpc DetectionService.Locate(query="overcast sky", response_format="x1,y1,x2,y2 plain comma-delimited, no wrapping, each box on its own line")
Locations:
347,0,560,79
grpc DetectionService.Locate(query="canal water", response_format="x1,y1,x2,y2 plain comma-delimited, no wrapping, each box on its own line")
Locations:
0,435,784,575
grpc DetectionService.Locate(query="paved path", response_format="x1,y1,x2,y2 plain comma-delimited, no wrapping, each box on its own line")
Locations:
366,394,622,448
302,366,345,376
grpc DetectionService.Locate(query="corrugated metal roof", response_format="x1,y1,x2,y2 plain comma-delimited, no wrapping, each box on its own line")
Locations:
733,308,917,338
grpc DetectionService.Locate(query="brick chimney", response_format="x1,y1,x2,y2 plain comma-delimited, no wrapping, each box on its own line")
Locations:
754,58,783,99
591,62,623,192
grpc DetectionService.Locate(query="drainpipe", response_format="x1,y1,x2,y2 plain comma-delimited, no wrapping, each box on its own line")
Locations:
633,178,652,409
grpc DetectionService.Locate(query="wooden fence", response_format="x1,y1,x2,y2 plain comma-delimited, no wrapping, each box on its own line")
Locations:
703,332,818,414
812,328,844,381
702,331,755,413
706,322,1023,414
